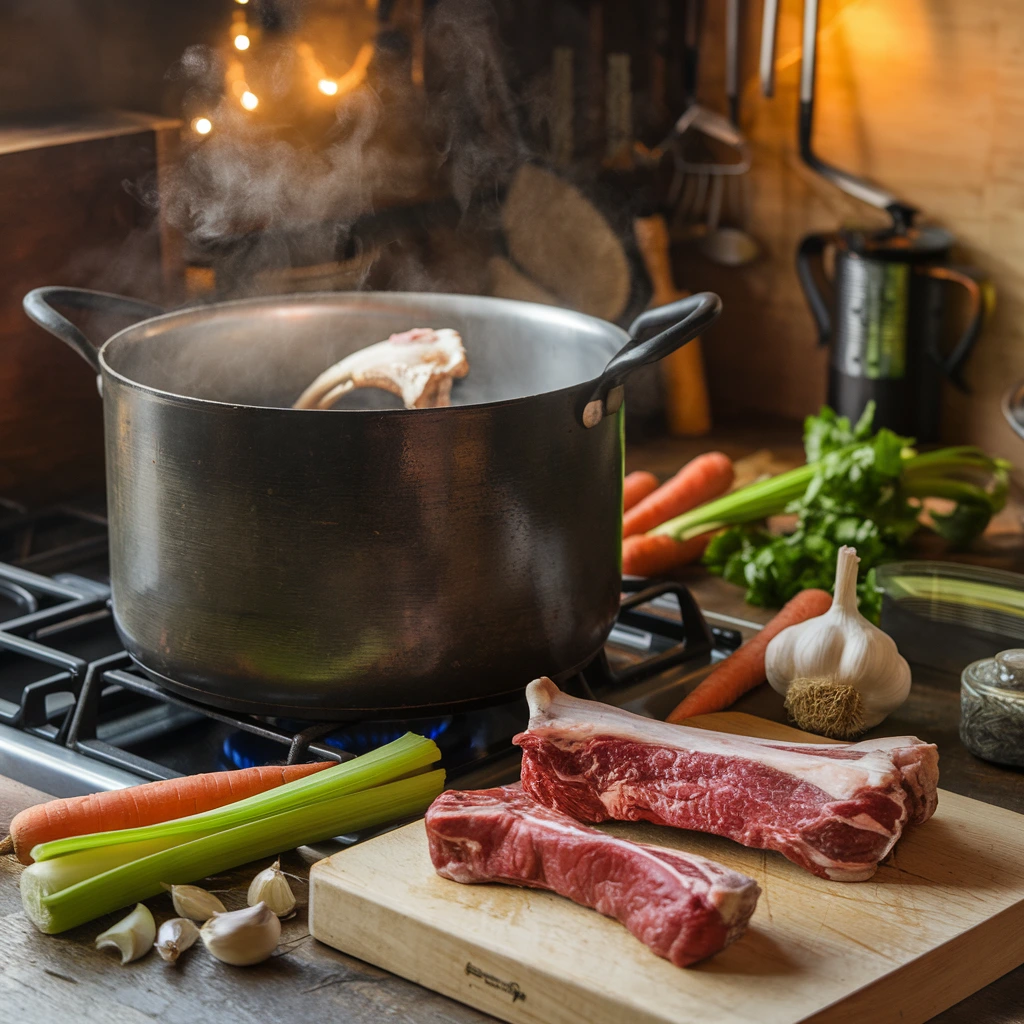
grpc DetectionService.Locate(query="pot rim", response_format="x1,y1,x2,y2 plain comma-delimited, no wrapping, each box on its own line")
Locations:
97,290,629,416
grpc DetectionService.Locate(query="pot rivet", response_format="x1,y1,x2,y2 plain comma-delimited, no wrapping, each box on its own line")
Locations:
582,399,604,428
604,385,625,415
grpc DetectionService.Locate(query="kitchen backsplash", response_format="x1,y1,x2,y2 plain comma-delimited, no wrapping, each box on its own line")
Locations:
683,0,1024,475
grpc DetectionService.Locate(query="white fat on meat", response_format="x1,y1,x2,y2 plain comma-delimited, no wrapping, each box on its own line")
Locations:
524,677,902,802
293,327,468,410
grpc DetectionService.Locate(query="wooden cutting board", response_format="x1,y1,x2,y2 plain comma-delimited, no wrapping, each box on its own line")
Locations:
308,714,1024,1024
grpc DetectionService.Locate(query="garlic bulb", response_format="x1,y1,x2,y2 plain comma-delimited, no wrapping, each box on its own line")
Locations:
162,883,226,921
200,902,281,966
95,903,155,964
765,545,911,739
156,917,201,963
247,859,296,918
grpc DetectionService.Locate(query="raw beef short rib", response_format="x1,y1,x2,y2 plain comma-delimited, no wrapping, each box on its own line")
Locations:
426,786,760,967
514,678,938,882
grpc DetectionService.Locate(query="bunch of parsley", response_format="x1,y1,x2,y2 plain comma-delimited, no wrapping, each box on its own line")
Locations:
650,404,1011,620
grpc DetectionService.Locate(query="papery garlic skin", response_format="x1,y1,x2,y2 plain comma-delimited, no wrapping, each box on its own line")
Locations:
201,902,281,966
766,546,911,735
95,903,155,964
247,859,296,918
163,883,226,921
156,917,201,963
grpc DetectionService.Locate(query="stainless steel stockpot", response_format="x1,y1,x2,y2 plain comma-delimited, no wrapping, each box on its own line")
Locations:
24,287,720,715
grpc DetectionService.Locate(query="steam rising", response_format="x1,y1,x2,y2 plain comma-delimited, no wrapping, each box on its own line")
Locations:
156,0,534,291
164,88,382,244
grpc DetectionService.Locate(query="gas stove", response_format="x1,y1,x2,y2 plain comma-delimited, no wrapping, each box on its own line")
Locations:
0,499,748,798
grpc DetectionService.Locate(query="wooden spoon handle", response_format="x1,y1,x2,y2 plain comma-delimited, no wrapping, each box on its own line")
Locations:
633,215,712,436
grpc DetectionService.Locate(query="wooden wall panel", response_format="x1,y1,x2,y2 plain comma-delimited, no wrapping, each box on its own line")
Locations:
0,118,179,503
682,0,1024,475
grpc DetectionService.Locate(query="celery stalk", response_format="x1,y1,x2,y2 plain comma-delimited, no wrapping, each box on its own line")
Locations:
33,731,440,862
651,461,817,540
652,445,1008,543
22,769,444,934
19,837,178,901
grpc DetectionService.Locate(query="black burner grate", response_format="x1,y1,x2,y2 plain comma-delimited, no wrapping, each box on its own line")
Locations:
66,657,353,780
0,500,109,577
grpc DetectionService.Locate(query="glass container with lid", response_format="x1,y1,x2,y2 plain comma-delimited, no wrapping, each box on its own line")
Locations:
960,649,1024,768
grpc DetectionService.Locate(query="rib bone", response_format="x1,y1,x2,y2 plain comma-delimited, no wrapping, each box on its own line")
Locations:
293,327,468,410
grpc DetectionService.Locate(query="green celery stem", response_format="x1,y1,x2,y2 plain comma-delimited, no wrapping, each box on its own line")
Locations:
651,463,815,541
651,446,1007,542
24,770,444,934
34,732,440,861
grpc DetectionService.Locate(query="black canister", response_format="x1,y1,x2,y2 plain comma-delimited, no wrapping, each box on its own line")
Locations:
796,223,990,441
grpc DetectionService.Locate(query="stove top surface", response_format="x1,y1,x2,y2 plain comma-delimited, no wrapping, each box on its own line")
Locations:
0,499,747,798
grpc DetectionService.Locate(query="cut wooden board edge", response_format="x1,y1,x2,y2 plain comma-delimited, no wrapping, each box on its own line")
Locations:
310,867,667,1024
804,901,1024,1024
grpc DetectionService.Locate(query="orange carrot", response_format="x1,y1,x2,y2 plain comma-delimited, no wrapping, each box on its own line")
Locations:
622,533,710,577
623,452,734,538
666,589,834,722
623,471,660,512
1,761,334,865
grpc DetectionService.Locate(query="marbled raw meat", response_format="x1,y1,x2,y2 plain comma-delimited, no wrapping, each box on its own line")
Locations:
514,678,938,882
426,785,760,967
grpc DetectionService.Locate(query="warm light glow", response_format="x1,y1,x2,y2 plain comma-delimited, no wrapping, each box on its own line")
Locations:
192,117,212,135
240,90,259,110
318,78,339,96
234,0,249,4
234,33,250,51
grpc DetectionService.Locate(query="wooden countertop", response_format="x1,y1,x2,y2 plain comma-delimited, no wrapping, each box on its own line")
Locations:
1,425,1022,1022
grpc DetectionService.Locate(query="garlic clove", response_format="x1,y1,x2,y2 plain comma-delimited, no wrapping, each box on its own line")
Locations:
95,903,156,964
162,882,226,921
156,917,201,963
200,901,281,966
247,858,296,918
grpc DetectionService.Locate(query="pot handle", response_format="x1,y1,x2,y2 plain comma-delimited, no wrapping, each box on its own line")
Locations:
23,287,164,373
581,292,722,428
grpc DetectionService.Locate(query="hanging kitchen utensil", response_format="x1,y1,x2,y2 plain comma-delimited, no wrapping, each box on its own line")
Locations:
794,0,991,441
1004,380,1024,444
796,0,915,225
666,0,727,229
759,0,780,97
682,0,701,108
634,215,712,436
665,107,750,241
725,0,741,126
700,0,760,267
699,184,759,266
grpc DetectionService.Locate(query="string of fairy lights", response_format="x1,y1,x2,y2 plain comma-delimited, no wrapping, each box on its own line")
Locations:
190,0,373,136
